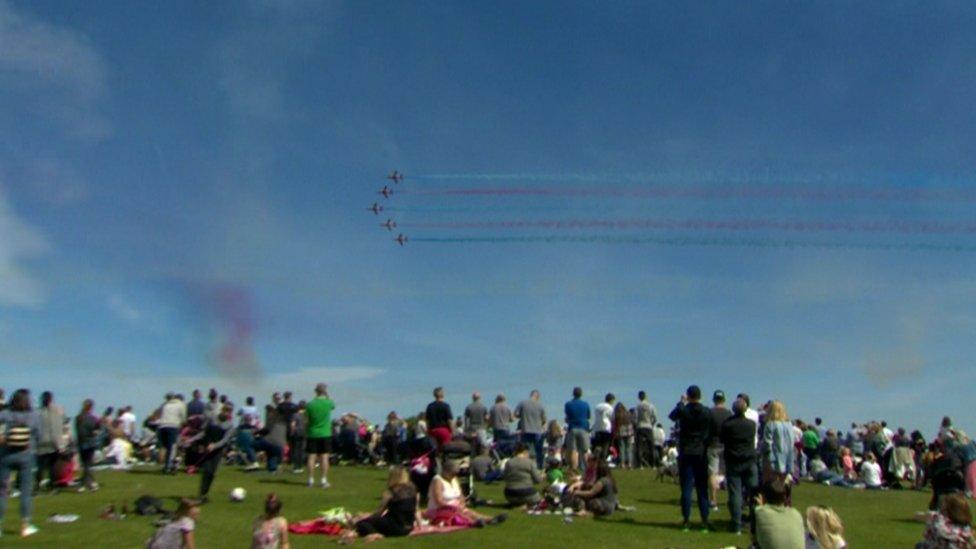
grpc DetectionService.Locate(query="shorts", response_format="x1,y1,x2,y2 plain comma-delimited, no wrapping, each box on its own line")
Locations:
306,437,333,455
429,427,453,449
708,445,724,474
565,428,591,454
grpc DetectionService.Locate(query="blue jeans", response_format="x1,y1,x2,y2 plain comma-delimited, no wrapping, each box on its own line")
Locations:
521,433,545,469
0,450,34,523
678,454,710,523
253,439,283,472
725,458,758,532
158,426,180,471
237,429,256,464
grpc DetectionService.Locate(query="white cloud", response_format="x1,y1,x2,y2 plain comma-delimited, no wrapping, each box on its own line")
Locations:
0,183,49,307
0,0,110,139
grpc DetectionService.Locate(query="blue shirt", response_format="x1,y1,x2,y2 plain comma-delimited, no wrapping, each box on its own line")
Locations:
564,398,591,430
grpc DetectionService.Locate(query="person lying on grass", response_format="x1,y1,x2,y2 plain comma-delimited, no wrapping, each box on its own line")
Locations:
425,460,505,527
340,466,422,544
147,498,199,549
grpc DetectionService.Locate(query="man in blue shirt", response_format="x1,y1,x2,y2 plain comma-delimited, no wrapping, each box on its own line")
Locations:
564,387,591,471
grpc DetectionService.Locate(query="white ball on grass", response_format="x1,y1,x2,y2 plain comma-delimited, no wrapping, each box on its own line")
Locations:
230,487,247,502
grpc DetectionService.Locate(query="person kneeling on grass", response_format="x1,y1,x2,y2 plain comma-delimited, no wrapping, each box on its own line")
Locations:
425,460,506,527
503,443,544,507
341,466,421,544
568,460,618,518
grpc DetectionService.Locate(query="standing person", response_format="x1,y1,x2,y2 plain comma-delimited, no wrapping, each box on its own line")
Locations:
381,412,405,465
564,387,591,471
653,423,667,466
0,389,41,538
187,390,205,419
35,391,65,492
802,422,821,479
668,385,714,532
720,398,758,536
290,401,307,474
737,393,760,448
118,406,137,441
513,390,546,469
276,392,298,438
592,394,615,458
463,392,489,451
305,383,335,488
237,397,260,470
425,387,454,451
186,404,235,503
762,401,796,484
708,390,733,511
204,388,220,420
75,399,101,491
635,391,657,468
158,393,187,474
489,394,513,443
612,402,635,469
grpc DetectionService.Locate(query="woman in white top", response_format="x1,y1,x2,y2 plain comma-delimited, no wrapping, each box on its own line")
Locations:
860,452,883,489
424,461,496,527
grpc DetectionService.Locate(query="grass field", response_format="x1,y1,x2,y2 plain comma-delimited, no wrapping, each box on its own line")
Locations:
1,464,931,547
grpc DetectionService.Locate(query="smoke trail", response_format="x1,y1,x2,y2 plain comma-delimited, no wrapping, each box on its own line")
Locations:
179,284,261,379
400,219,976,234
410,235,976,252
401,186,976,202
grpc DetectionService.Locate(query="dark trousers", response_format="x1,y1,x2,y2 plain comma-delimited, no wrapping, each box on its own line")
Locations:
290,437,306,468
158,427,179,472
79,448,96,488
199,453,221,496
725,458,758,532
35,452,58,490
382,436,401,464
678,454,710,523
636,428,654,467
520,433,545,469
253,439,283,472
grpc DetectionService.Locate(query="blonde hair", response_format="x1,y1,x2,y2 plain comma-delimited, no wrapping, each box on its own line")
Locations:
766,400,789,423
387,465,410,489
806,506,845,549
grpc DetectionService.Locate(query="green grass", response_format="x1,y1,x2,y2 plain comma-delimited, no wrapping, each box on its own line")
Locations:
1,465,930,547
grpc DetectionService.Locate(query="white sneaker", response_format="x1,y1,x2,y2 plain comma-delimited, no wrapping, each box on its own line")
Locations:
321,479,331,489
21,524,38,537
307,478,314,487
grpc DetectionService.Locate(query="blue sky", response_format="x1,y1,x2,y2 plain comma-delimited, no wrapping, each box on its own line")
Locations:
2,1,975,434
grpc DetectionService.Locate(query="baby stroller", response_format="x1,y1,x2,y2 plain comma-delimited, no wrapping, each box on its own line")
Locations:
442,438,475,501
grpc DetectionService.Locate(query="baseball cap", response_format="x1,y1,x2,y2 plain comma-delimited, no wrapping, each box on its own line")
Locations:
713,390,726,402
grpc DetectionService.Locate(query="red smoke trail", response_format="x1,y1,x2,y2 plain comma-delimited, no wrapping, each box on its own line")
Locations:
399,219,976,234
401,186,976,201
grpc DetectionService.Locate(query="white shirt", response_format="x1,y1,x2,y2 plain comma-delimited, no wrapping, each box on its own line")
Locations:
744,408,760,447
119,412,137,439
593,402,614,433
861,461,882,487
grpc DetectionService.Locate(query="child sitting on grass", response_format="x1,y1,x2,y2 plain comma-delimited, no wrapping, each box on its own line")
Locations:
916,493,974,549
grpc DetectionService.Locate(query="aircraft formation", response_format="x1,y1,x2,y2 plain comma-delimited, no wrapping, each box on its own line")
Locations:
371,170,408,246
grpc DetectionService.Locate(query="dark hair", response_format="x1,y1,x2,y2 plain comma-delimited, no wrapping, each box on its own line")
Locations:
737,393,751,406
81,398,94,413
686,385,701,400
572,387,582,398
264,493,283,518
605,393,615,403
638,390,646,400
815,417,822,425
284,391,292,400
41,391,53,408
513,442,528,455
761,478,790,505
9,389,31,412
433,386,444,398
246,396,254,405
942,416,953,428
175,498,198,518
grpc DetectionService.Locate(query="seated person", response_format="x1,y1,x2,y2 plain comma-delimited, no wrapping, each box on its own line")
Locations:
342,466,420,543
502,443,543,507
471,447,500,482
805,505,847,549
754,478,804,549
860,452,884,489
568,461,617,517
425,461,503,527
917,493,973,549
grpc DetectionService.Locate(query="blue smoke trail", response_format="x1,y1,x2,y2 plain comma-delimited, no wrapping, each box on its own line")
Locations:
410,235,976,252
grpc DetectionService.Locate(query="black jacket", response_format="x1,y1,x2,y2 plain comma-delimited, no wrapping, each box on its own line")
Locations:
668,402,712,457
720,415,757,463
